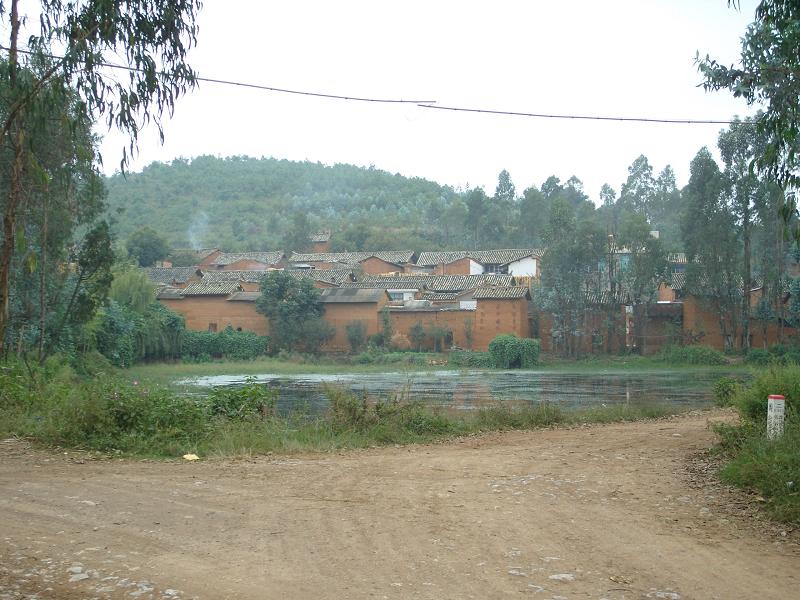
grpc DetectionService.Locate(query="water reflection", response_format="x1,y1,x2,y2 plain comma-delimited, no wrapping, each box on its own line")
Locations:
179,370,735,416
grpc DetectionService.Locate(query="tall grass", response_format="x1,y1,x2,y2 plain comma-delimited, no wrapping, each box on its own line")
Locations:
713,365,800,524
1,357,686,459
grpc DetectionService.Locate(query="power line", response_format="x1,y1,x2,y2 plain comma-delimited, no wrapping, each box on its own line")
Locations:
0,46,437,105
2,46,754,124
415,103,751,125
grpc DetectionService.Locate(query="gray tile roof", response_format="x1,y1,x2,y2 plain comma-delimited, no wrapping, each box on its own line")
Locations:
227,291,262,302
289,251,415,265
156,286,185,299
145,267,198,284
285,268,355,285
319,288,389,303
310,231,331,243
472,286,530,300
416,249,543,267
668,253,687,264
180,281,242,296
201,270,269,283
339,274,513,292
210,251,284,266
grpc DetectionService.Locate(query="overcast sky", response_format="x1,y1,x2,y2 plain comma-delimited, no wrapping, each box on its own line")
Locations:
97,0,759,204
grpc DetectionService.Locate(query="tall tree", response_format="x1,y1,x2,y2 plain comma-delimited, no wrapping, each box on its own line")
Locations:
698,1,800,197
682,148,741,350
718,117,767,350
126,226,169,267
465,188,489,246
0,0,201,352
619,155,656,222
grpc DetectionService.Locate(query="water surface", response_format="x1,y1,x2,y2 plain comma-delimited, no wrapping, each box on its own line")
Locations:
178,370,736,415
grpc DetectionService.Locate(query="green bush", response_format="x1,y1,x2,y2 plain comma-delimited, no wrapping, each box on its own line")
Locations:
713,376,743,407
715,365,800,524
207,377,276,419
449,350,492,368
345,321,367,353
733,365,800,424
487,335,540,369
746,348,772,366
657,344,727,365
182,327,270,361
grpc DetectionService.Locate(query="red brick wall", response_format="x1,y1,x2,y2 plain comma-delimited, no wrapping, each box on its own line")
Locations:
432,257,472,275
359,257,403,275
473,298,530,351
197,250,221,267
322,298,388,352
160,297,269,336
389,310,475,350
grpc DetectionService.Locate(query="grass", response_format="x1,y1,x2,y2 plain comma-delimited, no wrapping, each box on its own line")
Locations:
711,365,800,524
1,357,684,460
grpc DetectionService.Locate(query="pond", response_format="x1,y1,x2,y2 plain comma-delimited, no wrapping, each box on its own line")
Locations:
177,369,737,415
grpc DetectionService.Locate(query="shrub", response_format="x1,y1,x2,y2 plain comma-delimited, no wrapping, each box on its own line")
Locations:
746,348,772,366
449,350,492,368
732,365,800,424
345,321,367,353
207,377,277,419
390,332,411,351
487,335,540,369
657,344,727,365
713,376,743,407
409,321,426,351
182,328,269,361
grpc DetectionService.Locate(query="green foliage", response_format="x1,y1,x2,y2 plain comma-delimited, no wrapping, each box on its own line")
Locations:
487,335,540,369
409,321,426,351
448,350,492,368
713,376,744,407
732,365,800,424
746,348,772,366
207,377,276,419
720,420,800,524
656,345,727,365
698,1,800,192
256,271,326,352
110,269,156,313
713,365,800,523
181,327,269,361
126,226,170,267
345,321,367,353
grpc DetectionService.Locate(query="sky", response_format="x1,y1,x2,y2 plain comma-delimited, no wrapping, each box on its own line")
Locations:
94,0,760,204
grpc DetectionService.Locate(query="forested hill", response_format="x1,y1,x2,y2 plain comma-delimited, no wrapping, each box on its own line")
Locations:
104,156,453,251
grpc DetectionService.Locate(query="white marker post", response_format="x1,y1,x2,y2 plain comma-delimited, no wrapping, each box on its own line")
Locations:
767,395,785,441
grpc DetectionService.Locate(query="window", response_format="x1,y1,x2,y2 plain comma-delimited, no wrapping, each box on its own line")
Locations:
208,322,218,333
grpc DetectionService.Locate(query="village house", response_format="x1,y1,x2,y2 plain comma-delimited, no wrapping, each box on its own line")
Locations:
145,266,201,289
309,231,332,253
318,288,391,352
415,249,543,278
206,251,285,271
288,251,417,274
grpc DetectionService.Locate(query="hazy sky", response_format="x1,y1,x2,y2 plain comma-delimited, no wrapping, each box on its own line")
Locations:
97,0,759,203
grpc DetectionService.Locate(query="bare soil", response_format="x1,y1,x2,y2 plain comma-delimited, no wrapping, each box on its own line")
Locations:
1,409,797,600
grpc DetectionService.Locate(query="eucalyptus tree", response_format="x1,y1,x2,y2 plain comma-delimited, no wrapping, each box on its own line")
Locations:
718,117,767,349
698,1,800,226
0,0,202,352
682,148,741,350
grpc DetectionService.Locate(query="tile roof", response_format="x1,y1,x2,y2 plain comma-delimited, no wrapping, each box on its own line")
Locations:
285,268,355,285
156,286,184,299
422,292,460,301
180,281,242,296
339,274,514,292
289,251,415,265
310,231,331,243
319,288,389,303
227,291,262,302
201,270,270,283
472,286,530,300
144,267,198,284
210,251,284,266
416,249,543,267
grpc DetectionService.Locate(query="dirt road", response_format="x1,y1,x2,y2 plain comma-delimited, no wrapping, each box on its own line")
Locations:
1,409,797,600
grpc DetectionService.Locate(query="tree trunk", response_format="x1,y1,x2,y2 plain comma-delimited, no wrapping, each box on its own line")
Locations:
38,195,48,363
742,204,752,351
0,0,22,355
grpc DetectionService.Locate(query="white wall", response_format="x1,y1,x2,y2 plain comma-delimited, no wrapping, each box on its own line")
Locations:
507,256,537,276
459,300,477,310
469,259,484,275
